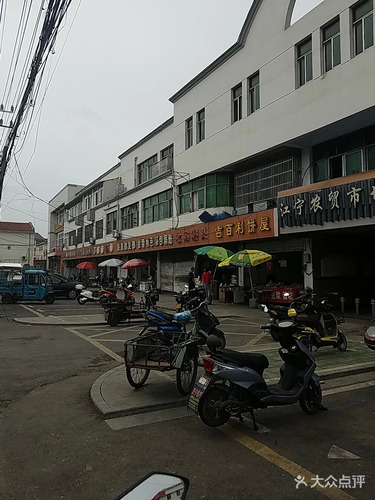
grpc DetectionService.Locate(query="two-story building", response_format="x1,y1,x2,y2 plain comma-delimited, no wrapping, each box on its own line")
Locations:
50,0,375,303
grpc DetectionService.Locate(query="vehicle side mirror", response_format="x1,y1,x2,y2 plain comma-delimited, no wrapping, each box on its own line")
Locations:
115,473,189,500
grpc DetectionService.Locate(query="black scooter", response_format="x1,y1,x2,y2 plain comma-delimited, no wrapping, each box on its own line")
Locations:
188,318,326,429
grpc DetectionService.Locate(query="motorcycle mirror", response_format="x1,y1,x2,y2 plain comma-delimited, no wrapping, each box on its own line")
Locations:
115,473,189,500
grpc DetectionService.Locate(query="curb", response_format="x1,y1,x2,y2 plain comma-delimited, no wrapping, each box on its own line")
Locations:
90,362,375,419
90,366,188,419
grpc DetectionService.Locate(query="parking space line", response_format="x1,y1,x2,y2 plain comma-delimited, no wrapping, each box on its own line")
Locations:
221,425,355,500
20,304,45,317
65,327,171,380
66,328,124,363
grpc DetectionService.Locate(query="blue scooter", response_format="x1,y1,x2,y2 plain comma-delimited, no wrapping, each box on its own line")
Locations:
139,298,226,348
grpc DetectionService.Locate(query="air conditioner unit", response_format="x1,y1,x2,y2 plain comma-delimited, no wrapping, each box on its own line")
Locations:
114,184,127,197
87,209,95,221
89,236,95,245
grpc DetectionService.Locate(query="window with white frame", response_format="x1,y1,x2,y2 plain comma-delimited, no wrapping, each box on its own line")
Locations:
352,0,373,56
322,18,341,72
185,117,193,149
137,154,158,185
232,84,242,123
296,37,313,87
143,189,173,224
161,144,173,160
95,220,103,240
106,211,117,234
196,109,205,143
121,203,139,230
312,125,375,181
248,72,260,114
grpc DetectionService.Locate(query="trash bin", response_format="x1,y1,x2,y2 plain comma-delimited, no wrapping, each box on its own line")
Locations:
212,281,219,300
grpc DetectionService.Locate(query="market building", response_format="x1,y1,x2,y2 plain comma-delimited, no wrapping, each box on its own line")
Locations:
49,0,375,306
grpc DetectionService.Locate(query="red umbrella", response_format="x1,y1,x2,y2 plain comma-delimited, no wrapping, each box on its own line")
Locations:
122,258,149,269
76,261,98,270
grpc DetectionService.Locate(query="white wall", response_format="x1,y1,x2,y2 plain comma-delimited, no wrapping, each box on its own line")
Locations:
173,0,375,179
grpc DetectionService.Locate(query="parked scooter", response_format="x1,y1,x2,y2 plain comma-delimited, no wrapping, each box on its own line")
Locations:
76,285,110,305
261,289,347,351
188,316,326,429
174,285,206,311
140,300,226,348
289,293,347,351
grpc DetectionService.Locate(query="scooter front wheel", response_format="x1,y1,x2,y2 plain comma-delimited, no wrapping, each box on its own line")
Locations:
337,331,347,352
299,382,322,415
198,386,230,427
77,296,87,305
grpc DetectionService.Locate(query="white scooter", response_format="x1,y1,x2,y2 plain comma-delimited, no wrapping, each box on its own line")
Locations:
76,284,107,305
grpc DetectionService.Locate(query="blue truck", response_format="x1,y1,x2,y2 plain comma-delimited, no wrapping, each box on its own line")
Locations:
0,269,55,304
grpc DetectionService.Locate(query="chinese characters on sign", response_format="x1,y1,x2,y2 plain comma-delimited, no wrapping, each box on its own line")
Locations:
63,209,275,261
214,216,271,239
279,178,375,229
295,474,365,490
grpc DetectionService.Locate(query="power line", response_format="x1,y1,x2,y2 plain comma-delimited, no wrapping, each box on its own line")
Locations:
0,0,73,202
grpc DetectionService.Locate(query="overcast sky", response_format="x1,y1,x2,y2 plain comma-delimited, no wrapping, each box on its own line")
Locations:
0,0,323,237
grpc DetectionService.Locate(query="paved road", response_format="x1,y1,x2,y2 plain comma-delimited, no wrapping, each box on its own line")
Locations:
1,299,374,499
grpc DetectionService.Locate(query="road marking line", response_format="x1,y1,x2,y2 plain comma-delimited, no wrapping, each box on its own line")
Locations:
323,380,375,396
221,425,355,500
241,331,268,347
65,327,171,380
66,328,124,363
20,304,45,317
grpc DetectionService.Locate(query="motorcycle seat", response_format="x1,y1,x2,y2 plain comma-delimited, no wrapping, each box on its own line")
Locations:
103,288,117,294
218,349,269,375
152,310,176,323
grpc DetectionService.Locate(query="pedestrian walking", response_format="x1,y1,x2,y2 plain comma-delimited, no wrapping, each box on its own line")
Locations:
188,267,195,291
202,267,213,304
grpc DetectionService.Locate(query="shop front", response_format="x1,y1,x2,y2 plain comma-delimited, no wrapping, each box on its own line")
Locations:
278,171,375,308
62,208,278,295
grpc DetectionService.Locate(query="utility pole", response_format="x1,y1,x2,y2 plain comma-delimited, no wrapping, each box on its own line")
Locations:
0,0,73,202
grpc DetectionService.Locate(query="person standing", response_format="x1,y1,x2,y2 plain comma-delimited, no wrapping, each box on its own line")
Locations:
202,267,213,304
188,267,195,291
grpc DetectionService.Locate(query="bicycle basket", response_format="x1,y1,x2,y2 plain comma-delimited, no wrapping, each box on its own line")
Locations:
196,307,219,331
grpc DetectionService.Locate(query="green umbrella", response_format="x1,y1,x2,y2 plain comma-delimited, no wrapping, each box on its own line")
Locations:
218,250,272,300
194,246,234,280
194,245,234,261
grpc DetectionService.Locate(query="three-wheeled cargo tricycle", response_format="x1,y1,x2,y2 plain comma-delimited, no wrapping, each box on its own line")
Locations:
0,269,55,304
124,331,199,396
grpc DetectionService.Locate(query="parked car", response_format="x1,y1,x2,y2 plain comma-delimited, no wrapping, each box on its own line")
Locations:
47,273,80,299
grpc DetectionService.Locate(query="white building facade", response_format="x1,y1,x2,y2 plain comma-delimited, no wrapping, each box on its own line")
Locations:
50,0,375,303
